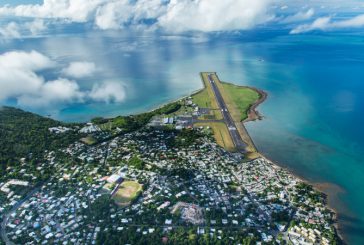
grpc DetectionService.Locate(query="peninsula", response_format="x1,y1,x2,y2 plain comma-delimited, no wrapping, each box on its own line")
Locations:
0,73,341,245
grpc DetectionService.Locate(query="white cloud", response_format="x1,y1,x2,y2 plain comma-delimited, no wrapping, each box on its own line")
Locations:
158,0,273,32
290,16,330,34
0,50,83,107
160,34,208,43
0,22,21,38
17,78,84,107
0,0,163,29
90,81,126,103
0,50,54,70
280,8,315,24
3,0,364,35
25,19,47,36
0,66,44,101
0,0,106,22
291,14,364,34
0,19,48,39
333,14,364,28
0,50,125,108
94,0,133,30
62,61,96,78
0,0,274,33
0,50,53,101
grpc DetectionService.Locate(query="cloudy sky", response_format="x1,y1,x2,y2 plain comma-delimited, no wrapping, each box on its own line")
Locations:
0,0,363,114
0,0,363,36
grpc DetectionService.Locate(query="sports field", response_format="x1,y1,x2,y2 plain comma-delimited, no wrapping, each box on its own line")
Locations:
112,181,142,206
80,135,97,145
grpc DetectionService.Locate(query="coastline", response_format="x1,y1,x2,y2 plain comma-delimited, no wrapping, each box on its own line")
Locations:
189,76,343,242
99,87,205,121
239,87,344,243
313,183,346,243
243,86,268,123
143,88,204,114
260,155,345,243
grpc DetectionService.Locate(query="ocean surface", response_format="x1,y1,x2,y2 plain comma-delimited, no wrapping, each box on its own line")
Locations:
1,27,364,244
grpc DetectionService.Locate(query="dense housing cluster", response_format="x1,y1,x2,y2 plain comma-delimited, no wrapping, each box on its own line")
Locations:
0,124,340,244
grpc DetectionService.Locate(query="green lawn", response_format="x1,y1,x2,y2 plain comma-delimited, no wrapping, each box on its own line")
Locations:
192,89,211,108
192,73,223,120
220,82,260,121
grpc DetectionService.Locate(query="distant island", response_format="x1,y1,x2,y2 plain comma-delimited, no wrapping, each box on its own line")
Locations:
0,73,341,244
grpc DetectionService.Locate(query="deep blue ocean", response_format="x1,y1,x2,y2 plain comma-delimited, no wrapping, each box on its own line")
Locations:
1,27,364,244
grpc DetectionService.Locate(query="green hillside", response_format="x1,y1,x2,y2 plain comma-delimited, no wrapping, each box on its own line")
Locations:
0,107,80,170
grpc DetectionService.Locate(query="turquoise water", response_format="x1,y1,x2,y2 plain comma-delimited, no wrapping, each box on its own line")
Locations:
1,29,364,243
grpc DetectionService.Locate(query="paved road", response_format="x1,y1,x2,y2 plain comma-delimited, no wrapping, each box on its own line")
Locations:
207,74,247,152
1,188,39,245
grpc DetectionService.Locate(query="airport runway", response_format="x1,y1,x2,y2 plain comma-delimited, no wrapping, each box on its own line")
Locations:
207,74,247,152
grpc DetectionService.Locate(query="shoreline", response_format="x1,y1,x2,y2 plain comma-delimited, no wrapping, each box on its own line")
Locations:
313,182,350,244
260,156,345,243
98,87,205,121
235,85,345,243
243,86,268,123
205,79,344,242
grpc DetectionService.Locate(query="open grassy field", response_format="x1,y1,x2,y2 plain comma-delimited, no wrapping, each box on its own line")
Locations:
221,82,260,121
112,181,142,206
80,135,97,145
191,73,223,120
192,89,211,108
210,74,260,122
194,122,235,151
192,89,221,120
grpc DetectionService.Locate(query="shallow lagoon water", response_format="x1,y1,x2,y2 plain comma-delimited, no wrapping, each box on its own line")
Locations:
1,29,364,244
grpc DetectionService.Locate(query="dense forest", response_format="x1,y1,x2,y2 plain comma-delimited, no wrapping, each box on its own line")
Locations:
0,103,182,171
0,107,81,170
